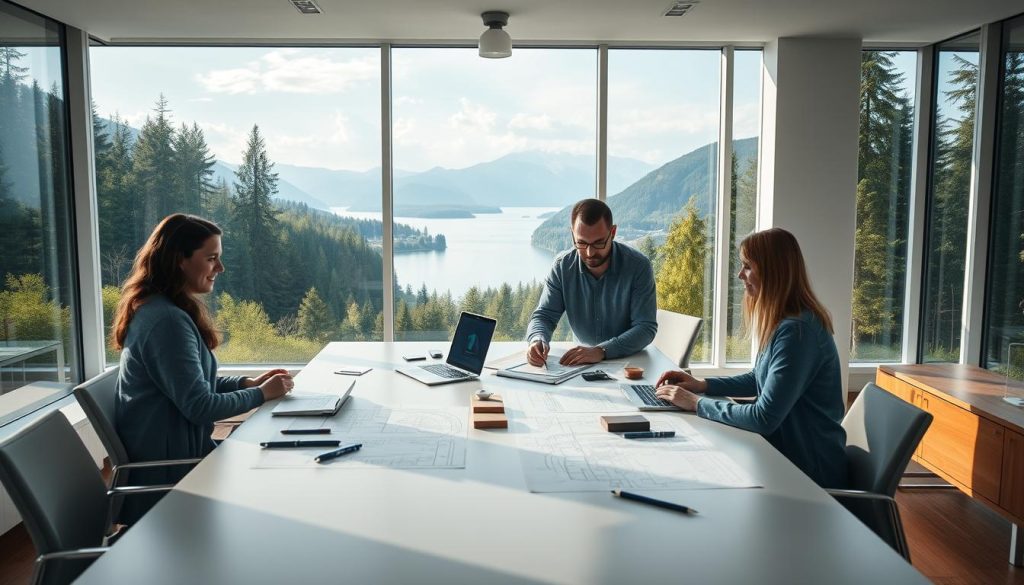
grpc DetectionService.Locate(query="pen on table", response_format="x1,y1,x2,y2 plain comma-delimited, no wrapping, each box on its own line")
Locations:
315,443,362,463
622,431,676,439
260,440,341,448
612,489,698,515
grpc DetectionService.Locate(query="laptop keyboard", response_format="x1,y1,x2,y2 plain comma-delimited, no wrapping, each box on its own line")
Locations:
629,384,675,408
422,364,471,379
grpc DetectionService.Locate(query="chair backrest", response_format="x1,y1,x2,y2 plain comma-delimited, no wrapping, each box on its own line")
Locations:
74,368,129,468
653,309,704,368
843,382,933,496
0,411,108,584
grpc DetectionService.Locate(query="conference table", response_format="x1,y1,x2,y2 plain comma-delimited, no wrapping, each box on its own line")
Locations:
77,342,928,584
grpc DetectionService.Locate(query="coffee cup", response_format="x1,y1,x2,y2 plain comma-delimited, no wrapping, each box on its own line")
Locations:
623,366,644,380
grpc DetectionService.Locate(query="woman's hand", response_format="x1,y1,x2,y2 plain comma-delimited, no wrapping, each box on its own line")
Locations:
258,373,294,401
655,369,707,393
654,385,701,411
244,368,290,388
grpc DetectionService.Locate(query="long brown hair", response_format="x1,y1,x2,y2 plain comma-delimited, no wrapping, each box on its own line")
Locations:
112,214,223,351
740,228,834,353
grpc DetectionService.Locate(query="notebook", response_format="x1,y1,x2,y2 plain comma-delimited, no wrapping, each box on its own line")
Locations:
271,379,355,416
395,312,497,386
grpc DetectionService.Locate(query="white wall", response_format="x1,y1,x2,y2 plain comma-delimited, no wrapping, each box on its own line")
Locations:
759,37,862,394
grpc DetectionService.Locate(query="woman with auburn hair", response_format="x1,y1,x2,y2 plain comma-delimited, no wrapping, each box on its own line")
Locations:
112,214,294,522
654,227,847,488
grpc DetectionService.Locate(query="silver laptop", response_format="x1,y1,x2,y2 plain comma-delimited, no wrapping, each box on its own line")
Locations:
620,383,682,411
395,312,497,386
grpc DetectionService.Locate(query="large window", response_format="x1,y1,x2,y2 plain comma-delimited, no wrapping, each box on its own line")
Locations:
921,32,980,363
851,50,917,363
726,49,762,363
90,47,383,363
0,1,79,397
984,18,1024,372
389,48,597,341
607,49,721,363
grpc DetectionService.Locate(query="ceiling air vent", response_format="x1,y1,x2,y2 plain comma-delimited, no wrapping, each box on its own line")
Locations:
290,0,322,15
663,1,699,16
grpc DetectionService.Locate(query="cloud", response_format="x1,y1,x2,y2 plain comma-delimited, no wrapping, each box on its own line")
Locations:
196,50,377,95
508,113,553,131
448,98,496,132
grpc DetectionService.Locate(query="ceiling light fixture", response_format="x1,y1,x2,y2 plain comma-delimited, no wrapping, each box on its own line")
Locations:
479,11,512,59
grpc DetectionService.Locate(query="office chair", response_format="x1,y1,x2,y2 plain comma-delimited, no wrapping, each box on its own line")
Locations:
74,368,200,524
653,309,704,369
826,382,933,562
0,410,172,585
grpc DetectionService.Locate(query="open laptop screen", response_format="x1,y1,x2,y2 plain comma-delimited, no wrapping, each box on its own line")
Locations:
447,312,496,374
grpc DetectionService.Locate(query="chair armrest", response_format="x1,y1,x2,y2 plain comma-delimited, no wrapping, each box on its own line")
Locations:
108,484,175,497
826,488,895,502
110,458,202,487
32,547,108,585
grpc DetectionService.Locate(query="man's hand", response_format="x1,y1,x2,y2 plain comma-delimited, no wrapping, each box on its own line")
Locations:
559,345,605,366
527,340,550,366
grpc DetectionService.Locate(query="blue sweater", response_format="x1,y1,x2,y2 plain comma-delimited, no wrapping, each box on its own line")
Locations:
526,242,658,359
115,295,264,521
697,311,847,489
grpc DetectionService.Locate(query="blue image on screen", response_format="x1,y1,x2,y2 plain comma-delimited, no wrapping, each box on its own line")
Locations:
448,314,496,374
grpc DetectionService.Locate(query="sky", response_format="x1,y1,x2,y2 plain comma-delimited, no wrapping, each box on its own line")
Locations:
89,46,762,173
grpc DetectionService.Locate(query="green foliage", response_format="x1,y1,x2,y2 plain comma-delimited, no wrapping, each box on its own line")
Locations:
215,293,321,363
297,287,334,343
0,274,70,346
851,51,914,360
655,201,708,319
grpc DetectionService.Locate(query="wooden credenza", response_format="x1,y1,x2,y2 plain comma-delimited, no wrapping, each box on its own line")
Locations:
876,364,1024,565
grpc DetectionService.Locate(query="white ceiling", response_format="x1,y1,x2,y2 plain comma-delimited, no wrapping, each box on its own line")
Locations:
16,0,1024,45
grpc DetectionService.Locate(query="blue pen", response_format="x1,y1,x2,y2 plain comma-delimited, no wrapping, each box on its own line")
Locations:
623,431,676,439
260,440,340,448
315,443,362,463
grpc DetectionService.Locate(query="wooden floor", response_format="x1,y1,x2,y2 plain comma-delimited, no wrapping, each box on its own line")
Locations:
0,487,1020,584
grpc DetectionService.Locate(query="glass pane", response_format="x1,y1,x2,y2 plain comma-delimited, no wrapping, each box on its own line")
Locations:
726,49,761,363
607,49,721,363
389,48,596,341
984,20,1024,371
90,47,383,364
921,32,980,363
851,50,917,363
0,1,79,392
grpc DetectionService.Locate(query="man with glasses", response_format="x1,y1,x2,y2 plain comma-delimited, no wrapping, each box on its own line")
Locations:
525,198,657,366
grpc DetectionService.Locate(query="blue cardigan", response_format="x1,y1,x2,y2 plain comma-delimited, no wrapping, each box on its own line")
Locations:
697,311,847,489
114,295,264,521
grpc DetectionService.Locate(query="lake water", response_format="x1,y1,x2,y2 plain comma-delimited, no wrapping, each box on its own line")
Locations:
331,206,562,298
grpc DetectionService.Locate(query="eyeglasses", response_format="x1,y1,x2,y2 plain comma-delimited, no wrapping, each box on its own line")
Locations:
573,236,611,251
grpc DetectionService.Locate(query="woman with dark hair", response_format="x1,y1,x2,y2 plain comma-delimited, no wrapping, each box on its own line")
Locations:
654,227,847,488
112,214,293,521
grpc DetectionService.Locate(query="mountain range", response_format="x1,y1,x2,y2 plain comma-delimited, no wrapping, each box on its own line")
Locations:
96,118,655,213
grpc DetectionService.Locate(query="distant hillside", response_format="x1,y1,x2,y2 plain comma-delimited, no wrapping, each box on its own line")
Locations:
94,117,655,214
531,137,759,252
345,151,653,211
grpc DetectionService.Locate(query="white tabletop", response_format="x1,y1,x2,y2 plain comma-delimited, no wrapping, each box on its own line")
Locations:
77,342,928,584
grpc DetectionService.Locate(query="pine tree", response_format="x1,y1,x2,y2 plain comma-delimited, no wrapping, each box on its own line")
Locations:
172,123,216,215
297,287,333,342
655,201,708,319
132,95,178,229
96,114,138,285
232,124,282,315
0,48,28,82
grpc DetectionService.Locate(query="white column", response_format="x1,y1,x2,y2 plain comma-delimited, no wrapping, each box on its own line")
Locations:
380,44,395,342
758,37,862,393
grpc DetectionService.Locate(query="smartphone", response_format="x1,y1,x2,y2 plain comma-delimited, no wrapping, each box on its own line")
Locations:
281,428,331,435
428,349,443,359
402,354,426,362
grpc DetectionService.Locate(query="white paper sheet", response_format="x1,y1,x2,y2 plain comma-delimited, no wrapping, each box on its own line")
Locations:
512,412,760,492
252,405,467,469
503,383,636,414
